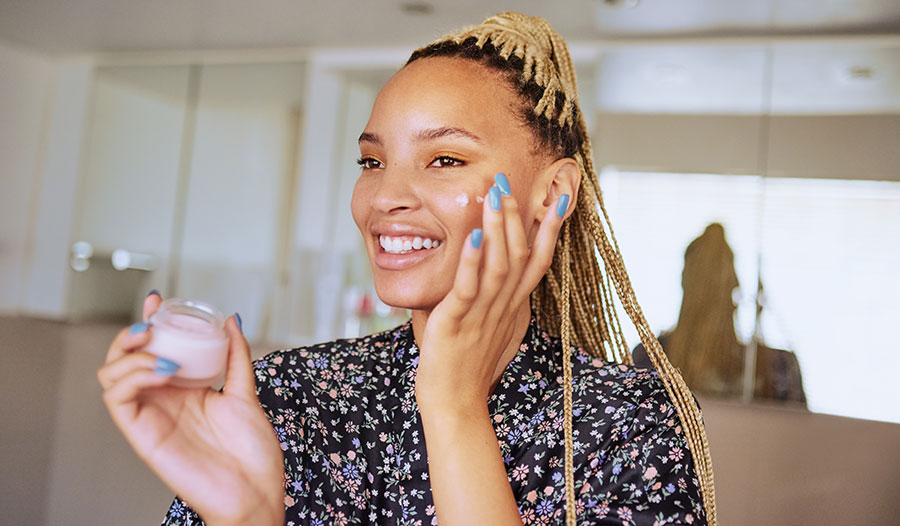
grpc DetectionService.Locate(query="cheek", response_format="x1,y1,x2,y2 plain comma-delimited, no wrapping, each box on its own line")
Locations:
350,177,372,231
427,181,491,235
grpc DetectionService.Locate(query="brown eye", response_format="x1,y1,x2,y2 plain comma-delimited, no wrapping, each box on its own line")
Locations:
356,157,383,170
429,156,465,168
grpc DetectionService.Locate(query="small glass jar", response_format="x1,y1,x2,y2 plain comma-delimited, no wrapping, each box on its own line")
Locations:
145,298,229,387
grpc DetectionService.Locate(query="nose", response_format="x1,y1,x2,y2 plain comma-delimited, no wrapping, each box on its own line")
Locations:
370,165,419,214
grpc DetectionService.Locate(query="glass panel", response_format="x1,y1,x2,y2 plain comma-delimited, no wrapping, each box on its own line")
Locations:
594,43,769,401
71,66,190,319
175,62,305,342
758,177,900,422
759,41,900,422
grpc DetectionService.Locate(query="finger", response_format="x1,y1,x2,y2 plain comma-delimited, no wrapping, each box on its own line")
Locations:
103,322,154,366
103,366,174,426
473,185,509,309
512,195,569,307
440,229,485,319
491,190,529,311
221,315,258,400
98,350,169,390
143,291,163,322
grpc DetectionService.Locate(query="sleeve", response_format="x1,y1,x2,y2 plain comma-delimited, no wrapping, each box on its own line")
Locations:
577,384,708,526
159,351,289,526
161,496,204,526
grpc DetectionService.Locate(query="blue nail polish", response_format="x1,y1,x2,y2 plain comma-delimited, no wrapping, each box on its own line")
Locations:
471,228,483,249
557,194,570,218
489,186,501,211
494,173,511,196
154,357,181,376
146,289,161,297
129,322,150,334
235,312,243,334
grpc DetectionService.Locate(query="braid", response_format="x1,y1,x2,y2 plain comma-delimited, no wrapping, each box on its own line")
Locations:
408,12,717,525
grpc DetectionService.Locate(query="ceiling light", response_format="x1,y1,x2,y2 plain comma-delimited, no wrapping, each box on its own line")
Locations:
600,0,640,8
835,64,878,85
400,2,434,15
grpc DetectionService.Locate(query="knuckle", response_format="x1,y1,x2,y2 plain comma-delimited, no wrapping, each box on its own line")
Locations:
487,264,508,280
455,287,477,302
510,246,528,264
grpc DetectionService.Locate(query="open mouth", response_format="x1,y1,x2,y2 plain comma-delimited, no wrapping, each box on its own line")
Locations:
378,235,442,255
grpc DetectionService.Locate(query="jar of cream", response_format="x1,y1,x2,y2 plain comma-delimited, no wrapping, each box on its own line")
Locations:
145,298,229,387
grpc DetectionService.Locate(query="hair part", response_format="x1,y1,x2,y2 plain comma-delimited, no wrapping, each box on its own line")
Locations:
407,38,582,161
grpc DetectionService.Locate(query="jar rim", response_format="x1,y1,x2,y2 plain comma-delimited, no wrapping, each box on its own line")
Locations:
152,298,225,335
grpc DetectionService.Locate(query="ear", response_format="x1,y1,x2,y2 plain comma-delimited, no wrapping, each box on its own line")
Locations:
531,157,581,223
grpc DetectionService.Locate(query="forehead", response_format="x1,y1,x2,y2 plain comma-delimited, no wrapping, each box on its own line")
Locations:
365,57,523,141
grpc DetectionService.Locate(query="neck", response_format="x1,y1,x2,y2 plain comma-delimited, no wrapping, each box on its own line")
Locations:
410,302,533,390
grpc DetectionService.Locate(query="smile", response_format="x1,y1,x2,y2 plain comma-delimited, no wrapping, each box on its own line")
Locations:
379,235,442,255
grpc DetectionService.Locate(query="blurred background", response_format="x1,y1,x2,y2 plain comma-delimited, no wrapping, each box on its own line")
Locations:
1,1,898,524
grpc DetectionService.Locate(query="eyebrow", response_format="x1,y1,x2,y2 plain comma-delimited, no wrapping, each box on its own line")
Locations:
358,127,484,146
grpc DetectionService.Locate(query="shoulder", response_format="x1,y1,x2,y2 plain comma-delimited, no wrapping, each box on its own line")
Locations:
572,350,674,416
568,353,707,523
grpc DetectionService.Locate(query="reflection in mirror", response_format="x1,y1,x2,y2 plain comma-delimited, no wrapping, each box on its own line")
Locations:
593,38,900,424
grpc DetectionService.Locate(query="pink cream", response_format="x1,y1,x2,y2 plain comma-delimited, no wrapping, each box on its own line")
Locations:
145,298,229,387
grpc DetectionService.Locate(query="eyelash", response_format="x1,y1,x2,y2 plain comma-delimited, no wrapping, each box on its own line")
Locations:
356,157,382,170
429,155,465,168
356,155,466,170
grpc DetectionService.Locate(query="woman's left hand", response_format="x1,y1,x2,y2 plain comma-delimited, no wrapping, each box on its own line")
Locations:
415,176,569,415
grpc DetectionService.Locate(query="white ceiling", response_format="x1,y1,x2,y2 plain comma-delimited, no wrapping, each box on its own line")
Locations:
0,0,898,53
2,0,897,115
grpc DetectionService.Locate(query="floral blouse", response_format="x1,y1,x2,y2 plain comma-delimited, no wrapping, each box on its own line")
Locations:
163,317,706,525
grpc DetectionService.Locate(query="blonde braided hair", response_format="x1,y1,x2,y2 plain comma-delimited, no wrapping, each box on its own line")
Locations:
409,12,716,525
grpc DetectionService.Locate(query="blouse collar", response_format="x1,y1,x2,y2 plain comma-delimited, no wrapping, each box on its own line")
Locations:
387,316,562,407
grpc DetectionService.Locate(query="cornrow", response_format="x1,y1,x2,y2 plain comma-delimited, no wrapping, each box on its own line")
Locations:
408,12,717,525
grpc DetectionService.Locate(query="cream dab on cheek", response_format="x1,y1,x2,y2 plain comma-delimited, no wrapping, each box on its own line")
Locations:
455,192,470,207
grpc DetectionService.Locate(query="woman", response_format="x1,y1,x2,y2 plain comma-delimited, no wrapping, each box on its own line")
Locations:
98,12,715,526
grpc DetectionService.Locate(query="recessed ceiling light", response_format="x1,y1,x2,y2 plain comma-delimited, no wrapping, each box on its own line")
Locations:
836,64,878,85
400,2,434,15
847,65,876,80
600,0,640,8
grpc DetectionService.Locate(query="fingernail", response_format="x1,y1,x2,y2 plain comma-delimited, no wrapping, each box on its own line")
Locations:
557,194,570,218
129,322,150,334
471,228,483,249
494,173,511,196
154,357,180,376
489,186,501,211
146,289,161,298
235,312,243,334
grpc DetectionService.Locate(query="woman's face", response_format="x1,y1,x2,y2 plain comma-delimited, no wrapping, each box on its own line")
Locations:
351,57,548,311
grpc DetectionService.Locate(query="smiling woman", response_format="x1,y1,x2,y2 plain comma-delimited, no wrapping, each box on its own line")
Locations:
98,11,714,526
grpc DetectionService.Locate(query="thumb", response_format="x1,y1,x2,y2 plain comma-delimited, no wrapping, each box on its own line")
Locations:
222,314,257,399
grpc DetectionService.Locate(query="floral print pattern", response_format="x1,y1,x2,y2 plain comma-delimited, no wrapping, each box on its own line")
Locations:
164,317,706,525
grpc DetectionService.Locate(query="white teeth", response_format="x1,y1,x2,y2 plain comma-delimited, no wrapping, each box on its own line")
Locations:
378,235,441,254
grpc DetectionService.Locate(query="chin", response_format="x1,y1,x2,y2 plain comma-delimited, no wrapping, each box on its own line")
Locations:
372,274,448,312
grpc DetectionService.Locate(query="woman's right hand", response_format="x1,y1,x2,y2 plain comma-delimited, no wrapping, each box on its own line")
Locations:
97,293,285,526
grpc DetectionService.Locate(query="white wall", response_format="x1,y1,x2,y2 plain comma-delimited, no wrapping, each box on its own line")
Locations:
0,44,51,313
0,42,92,318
